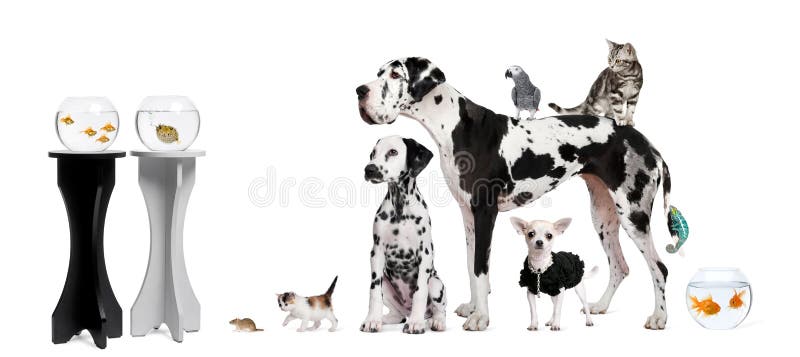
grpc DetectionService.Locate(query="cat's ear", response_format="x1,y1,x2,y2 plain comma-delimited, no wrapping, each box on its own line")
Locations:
624,43,635,55
606,39,618,50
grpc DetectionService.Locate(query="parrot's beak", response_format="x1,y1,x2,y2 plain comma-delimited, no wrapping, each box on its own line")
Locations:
505,69,512,79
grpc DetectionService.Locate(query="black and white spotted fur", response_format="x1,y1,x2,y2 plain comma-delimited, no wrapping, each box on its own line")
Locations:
360,136,447,334
356,57,678,330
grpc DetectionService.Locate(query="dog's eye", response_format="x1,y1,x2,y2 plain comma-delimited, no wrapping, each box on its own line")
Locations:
390,71,401,79
388,149,398,156
545,233,553,240
527,231,535,238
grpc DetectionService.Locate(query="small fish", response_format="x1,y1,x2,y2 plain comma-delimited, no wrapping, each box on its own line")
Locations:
155,124,180,144
96,135,110,144
82,127,97,136
729,289,747,309
59,114,74,125
666,206,689,254
690,295,721,317
100,122,116,132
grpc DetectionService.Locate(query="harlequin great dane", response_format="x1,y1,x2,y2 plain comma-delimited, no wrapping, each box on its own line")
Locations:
356,57,681,331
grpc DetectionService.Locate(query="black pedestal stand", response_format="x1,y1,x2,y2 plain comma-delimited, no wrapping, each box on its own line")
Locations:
49,150,125,349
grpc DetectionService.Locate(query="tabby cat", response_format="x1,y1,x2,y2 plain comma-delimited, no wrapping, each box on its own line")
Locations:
549,40,643,126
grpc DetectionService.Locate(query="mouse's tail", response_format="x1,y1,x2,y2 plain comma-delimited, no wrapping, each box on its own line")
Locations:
255,328,264,332
324,276,338,297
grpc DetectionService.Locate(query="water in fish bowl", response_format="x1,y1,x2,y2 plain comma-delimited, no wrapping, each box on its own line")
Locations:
136,96,200,151
686,268,751,329
56,97,119,152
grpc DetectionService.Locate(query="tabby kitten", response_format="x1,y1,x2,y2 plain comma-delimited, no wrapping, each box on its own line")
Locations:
549,40,643,126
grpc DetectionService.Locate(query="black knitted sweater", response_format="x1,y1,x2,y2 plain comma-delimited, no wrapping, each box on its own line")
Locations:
519,252,585,296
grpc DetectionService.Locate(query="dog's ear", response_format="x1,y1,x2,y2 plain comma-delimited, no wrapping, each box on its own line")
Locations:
553,218,572,235
510,217,528,235
402,138,433,177
405,57,446,102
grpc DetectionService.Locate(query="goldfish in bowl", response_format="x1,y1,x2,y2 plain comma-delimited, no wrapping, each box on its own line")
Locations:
686,268,751,329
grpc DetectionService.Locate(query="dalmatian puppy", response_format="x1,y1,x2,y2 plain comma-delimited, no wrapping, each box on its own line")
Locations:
360,136,447,334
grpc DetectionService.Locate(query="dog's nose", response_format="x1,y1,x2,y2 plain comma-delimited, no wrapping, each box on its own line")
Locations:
535,240,544,247
356,85,370,100
364,164,381,180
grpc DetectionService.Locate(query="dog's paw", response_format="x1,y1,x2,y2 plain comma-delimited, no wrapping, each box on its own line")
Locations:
360,319,383,333
403,320,426,334
462,311,489,331
644,311,667,330
527,324,538,331
282,321,289,327
455,302,476,318
588,302,608,314
296,328,306,332
328,327,337,332
550,324,561,331
430,315,446,332
545,319,553,327
586,320,594,327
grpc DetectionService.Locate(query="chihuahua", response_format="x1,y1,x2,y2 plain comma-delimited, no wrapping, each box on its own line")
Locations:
510,217,597,331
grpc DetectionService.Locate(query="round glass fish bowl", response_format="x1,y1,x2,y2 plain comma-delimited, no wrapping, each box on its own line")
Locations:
56,97,119,152
136,96,200,151
686,268,751,329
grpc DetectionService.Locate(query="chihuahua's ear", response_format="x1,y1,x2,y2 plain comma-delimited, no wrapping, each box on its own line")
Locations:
553,218,572,235
510,217,528,235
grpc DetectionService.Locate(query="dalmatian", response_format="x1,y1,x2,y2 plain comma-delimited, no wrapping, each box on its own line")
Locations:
356,57,684,331
360,136,447,334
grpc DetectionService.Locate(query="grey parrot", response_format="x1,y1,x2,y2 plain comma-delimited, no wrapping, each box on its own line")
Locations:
505,65,541,119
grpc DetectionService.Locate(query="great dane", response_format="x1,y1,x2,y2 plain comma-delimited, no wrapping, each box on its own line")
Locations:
356,57,680,330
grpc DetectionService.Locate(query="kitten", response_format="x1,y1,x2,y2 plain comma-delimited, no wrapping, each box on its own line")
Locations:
229,317,263,332
277,276,338,332
549,39,643,126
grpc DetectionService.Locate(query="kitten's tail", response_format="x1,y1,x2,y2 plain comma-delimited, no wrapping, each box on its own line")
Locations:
324,276,338,297
548,101,588,114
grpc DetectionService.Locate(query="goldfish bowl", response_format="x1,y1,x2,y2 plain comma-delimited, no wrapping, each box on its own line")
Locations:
136,95,200,151
686,268,751,329
56,97,119,152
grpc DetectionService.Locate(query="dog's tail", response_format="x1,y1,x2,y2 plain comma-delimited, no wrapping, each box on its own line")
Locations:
548,101,588,114
659,159,689,256
584,266,600,280
324,276,339,297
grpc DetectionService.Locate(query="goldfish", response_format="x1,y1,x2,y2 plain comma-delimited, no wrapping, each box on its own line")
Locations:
82,127,97,136
690,295,721,317
100,122,116,132
59,114,74,125
96,135,110,144
729,289,747,309
155,124,180,144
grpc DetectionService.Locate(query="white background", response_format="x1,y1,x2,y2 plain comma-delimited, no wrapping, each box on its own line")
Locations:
1,0,798,355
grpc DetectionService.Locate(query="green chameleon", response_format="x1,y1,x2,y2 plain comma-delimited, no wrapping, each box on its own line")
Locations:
666,206,688,254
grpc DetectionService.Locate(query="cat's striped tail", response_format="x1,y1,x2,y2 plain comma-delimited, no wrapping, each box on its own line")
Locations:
548,101,589,114
325,276,339,297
